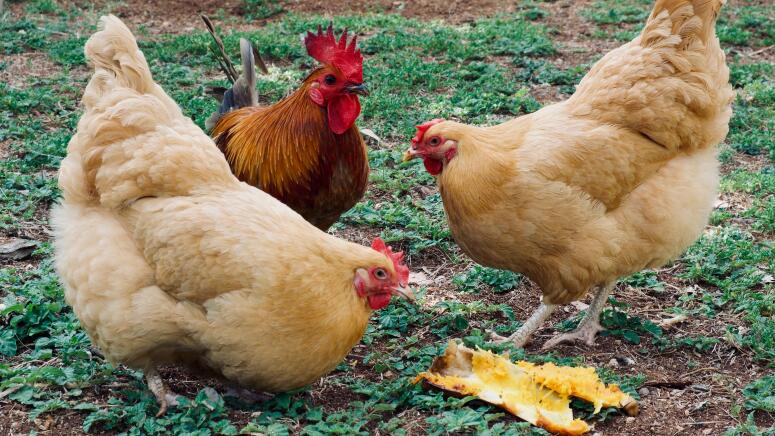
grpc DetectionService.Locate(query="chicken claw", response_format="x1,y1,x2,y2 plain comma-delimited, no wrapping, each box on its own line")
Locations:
541,320,604,350
145,368,182,417
541,284,612,350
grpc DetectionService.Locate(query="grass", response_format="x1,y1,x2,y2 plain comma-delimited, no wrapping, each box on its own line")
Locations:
0,0,773,434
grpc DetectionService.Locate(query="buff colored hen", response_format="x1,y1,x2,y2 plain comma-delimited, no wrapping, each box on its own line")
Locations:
405,0,733,349
51,16,412,415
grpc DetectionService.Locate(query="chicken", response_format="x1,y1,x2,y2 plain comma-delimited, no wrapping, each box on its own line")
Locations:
404,0,733,349
205,19,370,231
51,15,412,415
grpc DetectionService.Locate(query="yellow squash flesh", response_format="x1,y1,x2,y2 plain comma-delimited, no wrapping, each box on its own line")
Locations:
414,341,638,435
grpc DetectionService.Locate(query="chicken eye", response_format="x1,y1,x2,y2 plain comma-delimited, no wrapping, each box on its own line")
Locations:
374,268,388,280
428,136,441,146
324,75,337,85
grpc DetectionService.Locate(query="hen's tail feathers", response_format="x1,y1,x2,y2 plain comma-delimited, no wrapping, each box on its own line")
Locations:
59,15,234,208
203,15,267,131
568,0,733,152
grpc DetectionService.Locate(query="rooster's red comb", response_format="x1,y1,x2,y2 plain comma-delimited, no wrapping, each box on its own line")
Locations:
304,22,363,83
371,237,410,286
412,119,445,146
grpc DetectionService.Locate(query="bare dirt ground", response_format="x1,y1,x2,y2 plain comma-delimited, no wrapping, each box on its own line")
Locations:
87,0,522,34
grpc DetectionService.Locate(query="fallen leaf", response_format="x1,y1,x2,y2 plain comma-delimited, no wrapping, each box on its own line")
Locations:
409,271,433,286
571,301,589,311
359,128,383,145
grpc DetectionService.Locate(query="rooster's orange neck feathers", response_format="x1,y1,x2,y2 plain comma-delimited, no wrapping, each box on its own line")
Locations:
211,71,368,220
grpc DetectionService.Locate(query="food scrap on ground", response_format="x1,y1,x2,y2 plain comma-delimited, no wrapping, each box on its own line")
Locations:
414,340,638,435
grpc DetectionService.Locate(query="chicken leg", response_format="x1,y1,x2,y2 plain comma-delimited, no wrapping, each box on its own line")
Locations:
541,284,613,350
145,367,182,417
491,302,558,348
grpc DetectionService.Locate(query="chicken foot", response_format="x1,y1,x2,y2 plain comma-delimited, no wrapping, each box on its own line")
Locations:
541,284,613,350
146,368,183,417
490,302,558,348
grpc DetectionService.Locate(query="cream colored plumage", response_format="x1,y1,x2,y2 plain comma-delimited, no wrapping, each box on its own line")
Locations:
405,0,733,348
51,15,411,413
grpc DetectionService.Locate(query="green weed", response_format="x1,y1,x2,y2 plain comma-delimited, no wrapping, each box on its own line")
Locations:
242,0,285,21
718,5,775,46
742,375,775,413
582,0,650,25
454,265,523,294
728,80,775,159
730,62,773,88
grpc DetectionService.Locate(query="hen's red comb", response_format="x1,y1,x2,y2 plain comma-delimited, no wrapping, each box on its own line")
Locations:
304,23,363,83
371,237,410,286
411,119,445,146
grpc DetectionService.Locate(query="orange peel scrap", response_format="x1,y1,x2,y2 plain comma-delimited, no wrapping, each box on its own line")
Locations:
413,340,638,435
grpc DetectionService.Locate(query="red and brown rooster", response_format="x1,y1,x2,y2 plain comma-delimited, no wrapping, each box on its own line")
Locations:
204,19,370,231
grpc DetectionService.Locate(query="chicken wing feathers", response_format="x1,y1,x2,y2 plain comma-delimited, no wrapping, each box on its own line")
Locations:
568,0,733,152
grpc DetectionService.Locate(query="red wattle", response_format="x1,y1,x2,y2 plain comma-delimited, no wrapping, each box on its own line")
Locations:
367,293,391,310
423,157,443,175
327,94,361,135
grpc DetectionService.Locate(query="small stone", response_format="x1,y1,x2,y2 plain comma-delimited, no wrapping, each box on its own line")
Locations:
608,358,619,368
702,429,713,435
638,387,650,397
0,238,37,260
625,417,636,424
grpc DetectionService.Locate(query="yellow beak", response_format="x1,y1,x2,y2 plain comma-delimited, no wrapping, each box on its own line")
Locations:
391,285,415,302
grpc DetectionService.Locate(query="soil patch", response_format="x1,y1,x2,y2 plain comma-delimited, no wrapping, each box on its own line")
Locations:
281,0,516,23
0,52,59,89
98,0,519,32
